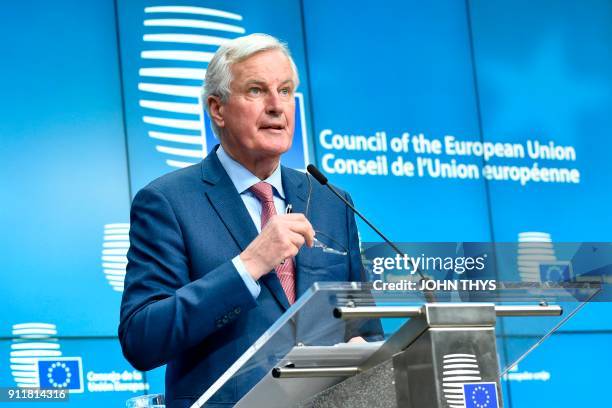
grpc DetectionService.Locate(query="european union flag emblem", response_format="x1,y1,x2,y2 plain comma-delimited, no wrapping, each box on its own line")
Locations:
539,262,572,282
464,382,498,408
37,357,84,393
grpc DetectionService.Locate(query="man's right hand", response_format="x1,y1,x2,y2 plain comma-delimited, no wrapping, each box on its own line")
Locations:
240,213,315,280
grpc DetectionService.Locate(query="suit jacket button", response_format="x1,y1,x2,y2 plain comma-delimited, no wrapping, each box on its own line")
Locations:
234,307,241,314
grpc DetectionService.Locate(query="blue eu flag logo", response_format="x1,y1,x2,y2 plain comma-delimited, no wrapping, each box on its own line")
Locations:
464,382,498,408
37,358,84,393
539,262,572,282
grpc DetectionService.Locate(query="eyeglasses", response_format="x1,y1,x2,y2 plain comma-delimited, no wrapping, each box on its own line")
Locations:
312,231,348,256
285,203,347,256
287,174,350,257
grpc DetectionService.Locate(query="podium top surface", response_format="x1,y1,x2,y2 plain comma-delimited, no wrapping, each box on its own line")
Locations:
192,282,600,407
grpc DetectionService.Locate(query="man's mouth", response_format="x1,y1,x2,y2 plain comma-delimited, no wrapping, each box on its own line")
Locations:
260,124,285,131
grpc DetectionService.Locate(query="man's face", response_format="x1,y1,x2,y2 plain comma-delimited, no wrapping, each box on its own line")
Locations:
215,49,296,164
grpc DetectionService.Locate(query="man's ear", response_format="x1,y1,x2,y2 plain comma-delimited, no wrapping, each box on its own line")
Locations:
207,95,225,128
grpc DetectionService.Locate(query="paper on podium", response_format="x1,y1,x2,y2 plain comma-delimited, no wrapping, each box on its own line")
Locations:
235,341,383,408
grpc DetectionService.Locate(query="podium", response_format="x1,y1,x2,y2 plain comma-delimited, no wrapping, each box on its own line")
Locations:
191,282,600,408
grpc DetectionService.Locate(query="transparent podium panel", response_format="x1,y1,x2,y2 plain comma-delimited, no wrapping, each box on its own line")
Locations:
192,281,600,407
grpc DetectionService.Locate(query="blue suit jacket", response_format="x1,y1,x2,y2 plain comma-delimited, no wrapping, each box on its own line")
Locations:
119,149,377,407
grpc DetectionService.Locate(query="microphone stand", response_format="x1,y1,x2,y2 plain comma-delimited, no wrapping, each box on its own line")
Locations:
307,165,436,303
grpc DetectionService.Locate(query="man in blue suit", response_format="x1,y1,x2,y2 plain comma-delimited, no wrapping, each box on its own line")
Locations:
119,34,378,407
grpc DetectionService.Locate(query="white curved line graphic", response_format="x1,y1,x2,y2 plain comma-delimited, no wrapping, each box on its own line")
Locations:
102,255,127,262
12,371,37,377
104,235,129,241
443,358,477,364
443,376,482,382
12,323,56,330
443,370,481,376
518,244,554,250
140,99,201,114
10,357,41,364
144,19,245,34
11,365,38,371
444,354,477,359
103,248,129,255
108,279,124,284
518,237,552,243
166,159,196,168
105,227,129,233
104,269,126,276
519,232,551,237
103,242,130,248
103,262,126,269
444,364,479,369
144,33,230,46
139,83,201,97
11,343,61,350
12,329,56,336
156,145,203,158
517,255,556,261
10,350,62,357
517,248,555,255
149,131,202,144
144,6,243,20
143,116,201,130
139,67,206,80
141,50,214,63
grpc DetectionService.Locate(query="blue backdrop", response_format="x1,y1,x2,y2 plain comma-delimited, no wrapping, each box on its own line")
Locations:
1,0,610,406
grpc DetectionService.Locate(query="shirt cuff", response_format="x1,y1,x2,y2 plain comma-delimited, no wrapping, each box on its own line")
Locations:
232,255,261,299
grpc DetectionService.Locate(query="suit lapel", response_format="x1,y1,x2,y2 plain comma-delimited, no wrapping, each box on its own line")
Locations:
281,166,308,217
202,152,259,252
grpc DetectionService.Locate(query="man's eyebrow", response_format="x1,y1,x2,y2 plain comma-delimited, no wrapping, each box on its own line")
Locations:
244,79,267,86
243,79,295,87
278,79,295,87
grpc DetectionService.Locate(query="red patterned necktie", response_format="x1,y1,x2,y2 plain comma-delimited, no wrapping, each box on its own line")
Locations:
249,181,296,304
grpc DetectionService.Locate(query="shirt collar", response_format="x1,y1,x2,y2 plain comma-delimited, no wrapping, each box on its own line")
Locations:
216,145,285,199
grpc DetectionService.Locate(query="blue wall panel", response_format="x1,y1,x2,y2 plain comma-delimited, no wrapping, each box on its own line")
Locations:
503,333,612,408
469,0,612,242
0,0,130,337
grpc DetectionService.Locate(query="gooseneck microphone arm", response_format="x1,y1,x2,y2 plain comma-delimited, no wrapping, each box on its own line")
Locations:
307,166,407,269
306,164,436,302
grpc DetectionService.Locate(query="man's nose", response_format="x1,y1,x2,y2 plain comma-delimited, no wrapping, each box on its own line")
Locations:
264,91,283,116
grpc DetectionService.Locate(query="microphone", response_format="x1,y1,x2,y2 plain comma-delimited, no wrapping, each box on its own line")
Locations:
306,164,436,302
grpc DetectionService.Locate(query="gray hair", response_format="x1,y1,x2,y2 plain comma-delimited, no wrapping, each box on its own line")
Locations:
202,33,300,138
